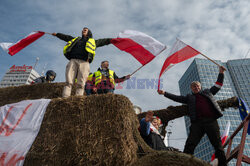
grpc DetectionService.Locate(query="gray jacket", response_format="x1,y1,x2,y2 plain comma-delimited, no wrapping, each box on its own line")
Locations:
164,73,224,122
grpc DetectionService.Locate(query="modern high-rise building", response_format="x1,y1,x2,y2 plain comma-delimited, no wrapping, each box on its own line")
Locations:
0,64,40,88
227,59,250,106
178,58,250,165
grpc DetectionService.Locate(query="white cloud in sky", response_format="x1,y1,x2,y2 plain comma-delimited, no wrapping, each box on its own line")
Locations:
0,0,250,150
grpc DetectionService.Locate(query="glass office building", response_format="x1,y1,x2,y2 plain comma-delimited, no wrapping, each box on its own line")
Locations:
178,58,250,165
227,59,250,106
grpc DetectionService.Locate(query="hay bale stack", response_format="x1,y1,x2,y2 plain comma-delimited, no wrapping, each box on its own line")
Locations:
0,84,217,165
0,83,67,106
24,94,138,166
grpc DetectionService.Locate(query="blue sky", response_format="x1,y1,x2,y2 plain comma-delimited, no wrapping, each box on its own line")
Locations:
1,0,250,150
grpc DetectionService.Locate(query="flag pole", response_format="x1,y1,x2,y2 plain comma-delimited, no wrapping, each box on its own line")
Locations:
199,53,221,67
177,38,221,67
44,32,52,35
130,65,144,76
130,45,167,76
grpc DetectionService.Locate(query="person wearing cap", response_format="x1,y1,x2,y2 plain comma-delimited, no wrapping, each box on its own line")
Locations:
158,65,227,166
92,60,130,94
139,111,168,151
33,70,56,84
51,27,112,97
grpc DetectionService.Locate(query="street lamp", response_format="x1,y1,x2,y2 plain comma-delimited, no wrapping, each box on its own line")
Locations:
167,130,172,146
165,120,174,146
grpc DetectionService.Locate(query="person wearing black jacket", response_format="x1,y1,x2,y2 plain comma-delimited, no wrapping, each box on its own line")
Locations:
158,65,227,166
51,27,111,97
92,61,130,94
33,70,56,84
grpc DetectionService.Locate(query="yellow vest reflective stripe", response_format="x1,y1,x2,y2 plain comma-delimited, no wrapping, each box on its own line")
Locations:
86,38,96,55
95,70,115,86
63,37,80,55
87,73,93,81
63,37,96,58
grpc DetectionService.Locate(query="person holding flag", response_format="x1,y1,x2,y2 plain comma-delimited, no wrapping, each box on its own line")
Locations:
51,27,112,97
158,65,227,166
92,60,130,94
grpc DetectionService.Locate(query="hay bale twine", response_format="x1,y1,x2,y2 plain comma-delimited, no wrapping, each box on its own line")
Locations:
24,94,138,166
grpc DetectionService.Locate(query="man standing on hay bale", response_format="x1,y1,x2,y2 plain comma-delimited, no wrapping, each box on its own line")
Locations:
92,61,130,94
158,65,227,166
51,27,112,97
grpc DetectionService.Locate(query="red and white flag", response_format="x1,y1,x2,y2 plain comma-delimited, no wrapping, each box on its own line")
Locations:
158,38,200,90
0,99,51,166
211,122,231,161
111,30,166,66
0,31,45,56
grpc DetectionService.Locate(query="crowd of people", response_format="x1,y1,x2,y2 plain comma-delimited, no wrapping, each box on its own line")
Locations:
33,27,228,166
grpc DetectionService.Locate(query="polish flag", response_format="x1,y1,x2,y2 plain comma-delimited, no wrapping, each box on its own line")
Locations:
158,38,200,90
111,30,166,66
211,122,231,161
0,31,45,56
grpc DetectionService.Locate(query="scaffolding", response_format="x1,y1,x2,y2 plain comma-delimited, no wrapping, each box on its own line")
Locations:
223,114,250,165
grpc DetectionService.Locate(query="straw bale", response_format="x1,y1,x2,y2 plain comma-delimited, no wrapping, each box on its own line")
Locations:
0,83,66,106
24,94,138,166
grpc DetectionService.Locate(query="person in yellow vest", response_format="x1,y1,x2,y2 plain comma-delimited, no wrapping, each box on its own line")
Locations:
85,72,94,96
93,61,130,94
51,27,112,97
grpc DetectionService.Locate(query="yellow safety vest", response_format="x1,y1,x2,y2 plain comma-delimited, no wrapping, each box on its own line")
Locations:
87,73,93,82
85,38,96,55
94,70,115,86
63,37,96,60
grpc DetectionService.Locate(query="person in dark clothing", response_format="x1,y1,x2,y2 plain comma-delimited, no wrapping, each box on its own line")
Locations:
139,111,169,151
33,70,56,84
158,65,227,166
51,27,112,97
92,61,130,94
